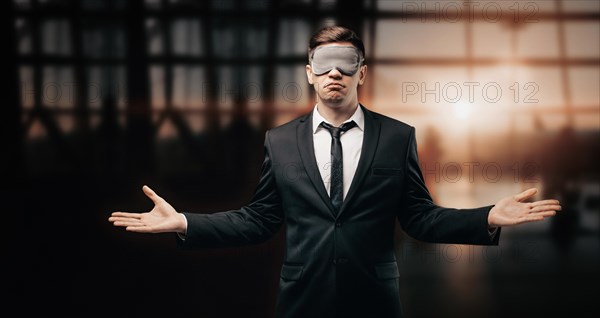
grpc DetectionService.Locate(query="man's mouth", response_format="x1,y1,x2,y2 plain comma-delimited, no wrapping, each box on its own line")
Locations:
325,82,344,89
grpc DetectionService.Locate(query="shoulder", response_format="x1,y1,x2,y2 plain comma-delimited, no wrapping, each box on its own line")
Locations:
270,113,306,132
264,112,308,143
268,112,307,134
364,107,415,136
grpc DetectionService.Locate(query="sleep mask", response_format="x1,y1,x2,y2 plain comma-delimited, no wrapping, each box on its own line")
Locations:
310,46,364,76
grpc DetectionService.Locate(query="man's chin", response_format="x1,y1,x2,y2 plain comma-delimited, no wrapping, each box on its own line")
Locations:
320,94,346,105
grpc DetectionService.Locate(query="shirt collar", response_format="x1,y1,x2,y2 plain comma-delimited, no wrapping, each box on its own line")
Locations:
312,104,365,134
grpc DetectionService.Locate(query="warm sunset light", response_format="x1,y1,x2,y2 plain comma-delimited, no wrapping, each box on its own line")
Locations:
453,102,472,119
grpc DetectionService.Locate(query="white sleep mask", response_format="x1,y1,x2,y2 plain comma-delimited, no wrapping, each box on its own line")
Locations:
310,46,364,76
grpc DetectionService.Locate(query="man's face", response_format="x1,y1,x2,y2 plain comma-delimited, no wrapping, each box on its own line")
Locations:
306,42,367,107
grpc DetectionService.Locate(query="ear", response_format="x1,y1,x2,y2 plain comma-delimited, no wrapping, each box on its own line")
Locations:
358,65,367,86
306,64,314,85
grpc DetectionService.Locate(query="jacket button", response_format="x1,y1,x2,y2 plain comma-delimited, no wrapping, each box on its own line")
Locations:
335,223,342,228
334,258,348,265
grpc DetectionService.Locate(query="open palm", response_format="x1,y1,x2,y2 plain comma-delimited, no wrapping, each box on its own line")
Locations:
108,185,186,233
488,188,561,227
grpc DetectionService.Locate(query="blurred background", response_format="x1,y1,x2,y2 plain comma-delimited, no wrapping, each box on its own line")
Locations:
4,0,599,317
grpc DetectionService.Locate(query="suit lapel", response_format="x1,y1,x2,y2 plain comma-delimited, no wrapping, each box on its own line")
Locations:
297,112,336,214
338,105,381,218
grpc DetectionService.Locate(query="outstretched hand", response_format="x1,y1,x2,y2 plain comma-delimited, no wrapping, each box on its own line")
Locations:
108,185,187,234
488,188,561,228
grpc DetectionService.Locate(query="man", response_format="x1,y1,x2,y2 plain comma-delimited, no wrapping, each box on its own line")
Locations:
109,26,561,318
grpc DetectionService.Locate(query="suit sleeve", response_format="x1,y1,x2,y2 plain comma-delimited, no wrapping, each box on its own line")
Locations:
397,127,500,245
177,131,284,248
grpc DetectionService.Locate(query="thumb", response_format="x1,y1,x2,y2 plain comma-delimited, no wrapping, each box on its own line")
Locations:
514,188,537,202
142,185,162,204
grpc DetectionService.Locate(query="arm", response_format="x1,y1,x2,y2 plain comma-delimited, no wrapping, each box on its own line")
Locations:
397,128,497,245
109,131,284,248
180,132,283,248
397,128,561,245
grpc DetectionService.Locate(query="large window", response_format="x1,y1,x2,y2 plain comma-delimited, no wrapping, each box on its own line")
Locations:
13,0,599,181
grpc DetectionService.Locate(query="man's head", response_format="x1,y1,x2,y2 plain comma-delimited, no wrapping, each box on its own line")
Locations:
306,26,367,109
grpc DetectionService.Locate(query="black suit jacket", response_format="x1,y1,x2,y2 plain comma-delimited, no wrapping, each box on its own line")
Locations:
179,105,500,318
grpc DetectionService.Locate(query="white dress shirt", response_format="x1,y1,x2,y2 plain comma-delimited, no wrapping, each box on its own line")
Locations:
312,104,365,200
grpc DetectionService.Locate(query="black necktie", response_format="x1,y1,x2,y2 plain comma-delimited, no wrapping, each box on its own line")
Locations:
320,121,357,213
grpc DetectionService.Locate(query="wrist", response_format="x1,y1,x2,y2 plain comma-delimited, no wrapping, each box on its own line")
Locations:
178,213,188,234
487,206,497,228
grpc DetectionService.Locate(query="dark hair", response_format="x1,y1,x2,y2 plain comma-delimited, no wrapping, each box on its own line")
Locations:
308,25,366,63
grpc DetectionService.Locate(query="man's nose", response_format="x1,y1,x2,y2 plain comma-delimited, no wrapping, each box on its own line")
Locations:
327,68,343,78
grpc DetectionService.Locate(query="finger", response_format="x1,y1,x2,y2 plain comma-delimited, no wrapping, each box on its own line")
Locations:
514,188,537,202
109,216,144,224
143,185,163,205
519,215,545,224
528,204,562,213
530,199,560,207
110,212,143,219
533,211,557,218
126,225,155,233
113,220,145,227
519,211,557,224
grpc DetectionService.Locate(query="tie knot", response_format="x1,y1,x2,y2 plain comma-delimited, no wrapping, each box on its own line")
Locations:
320,121,357,138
